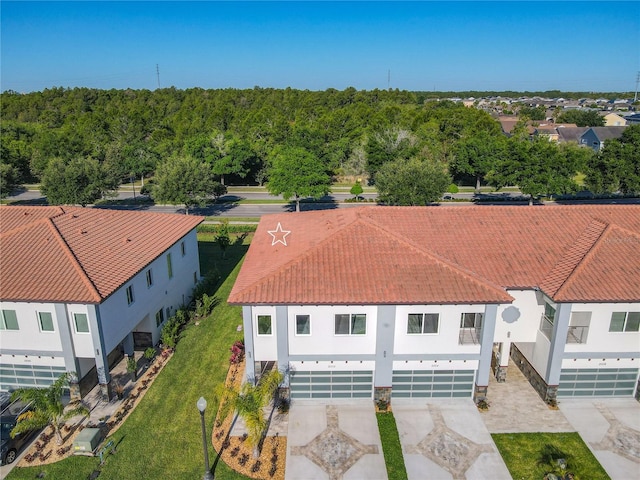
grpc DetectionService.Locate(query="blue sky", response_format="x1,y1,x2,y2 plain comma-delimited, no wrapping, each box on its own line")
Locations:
2,1,638,93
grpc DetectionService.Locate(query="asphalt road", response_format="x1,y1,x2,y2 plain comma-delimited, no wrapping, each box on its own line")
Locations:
6,188,638,218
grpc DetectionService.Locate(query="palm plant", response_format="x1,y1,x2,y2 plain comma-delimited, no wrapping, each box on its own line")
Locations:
217,368,283,458
10,372,89,445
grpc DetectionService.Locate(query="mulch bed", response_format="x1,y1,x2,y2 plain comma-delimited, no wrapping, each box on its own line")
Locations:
211,360,286,480
17,350,173,467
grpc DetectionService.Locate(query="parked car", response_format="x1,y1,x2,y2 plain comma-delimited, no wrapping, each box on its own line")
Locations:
0,400,37,465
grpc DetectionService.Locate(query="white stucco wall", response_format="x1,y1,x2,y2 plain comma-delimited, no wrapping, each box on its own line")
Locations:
495,290,544,343
251,306,277,361
393,304,485,354
564,302,640,354
287,305,378,356
98,229,201,351
289,360,375,373
392,360,478,371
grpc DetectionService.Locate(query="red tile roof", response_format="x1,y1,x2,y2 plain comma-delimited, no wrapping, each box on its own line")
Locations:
0,206,203,303
228,206,640,305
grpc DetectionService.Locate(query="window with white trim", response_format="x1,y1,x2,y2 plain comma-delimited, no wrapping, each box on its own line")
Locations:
334,314,366,335
0,310,19,330
126,285,135,305
609,312,640,332
257,315,272,335
74,313,89,333
407,313,439,334
38,312,55,332
296,315,311,335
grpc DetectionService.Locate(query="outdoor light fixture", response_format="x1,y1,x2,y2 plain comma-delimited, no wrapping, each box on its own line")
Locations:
197,396,214,480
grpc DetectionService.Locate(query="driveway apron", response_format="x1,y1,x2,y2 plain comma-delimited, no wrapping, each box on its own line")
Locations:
285,400,387,480
394,399,511,480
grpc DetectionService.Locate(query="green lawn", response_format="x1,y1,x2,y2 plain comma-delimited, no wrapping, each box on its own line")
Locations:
7,235,251,480
492,432,610,480
376,412,408,480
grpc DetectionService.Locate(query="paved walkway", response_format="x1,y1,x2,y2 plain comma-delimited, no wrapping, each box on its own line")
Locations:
481,360,573,433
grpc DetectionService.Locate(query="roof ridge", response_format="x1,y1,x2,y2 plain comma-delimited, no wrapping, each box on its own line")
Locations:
46,217,102,303
550,220,611,301
0,206,67,237
361,216,512,301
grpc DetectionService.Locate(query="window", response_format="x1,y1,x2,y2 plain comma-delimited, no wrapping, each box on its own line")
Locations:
74,313,89,333
460,312,483,329
296,315,311,335
544,302,556,322
567,312,591,344
0,310,19,330
334,314,366,335
257,315,272,335
609,312,640,332
38,312,54,332
167,253,173,279
193,271,198,285
181,241,186,256
407,313,439,334
126,285,135,305
146,269,153,288
155,309,165,327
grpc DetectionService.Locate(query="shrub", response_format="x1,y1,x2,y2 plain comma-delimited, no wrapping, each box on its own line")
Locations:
229,340,245,364
144,347,156,362
447,183,459,194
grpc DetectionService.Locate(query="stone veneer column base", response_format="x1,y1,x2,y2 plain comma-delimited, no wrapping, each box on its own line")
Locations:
374,387,392,405
98,381,112,402
494,365,507,383
635,378,640,402
278,386,290,402
473,384,488,402
69,382,82,402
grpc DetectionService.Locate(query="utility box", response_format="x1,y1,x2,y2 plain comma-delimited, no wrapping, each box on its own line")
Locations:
73,428,103,455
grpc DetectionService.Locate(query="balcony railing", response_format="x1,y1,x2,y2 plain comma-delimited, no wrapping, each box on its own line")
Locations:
459,327,481,345
539,314,554,341
566,325,589,344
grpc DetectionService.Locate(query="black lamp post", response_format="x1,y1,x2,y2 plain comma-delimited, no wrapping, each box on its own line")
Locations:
197,396,214,480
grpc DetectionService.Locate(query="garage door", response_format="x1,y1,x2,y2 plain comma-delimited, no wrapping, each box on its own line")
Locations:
290,370,373,399
0,363,67,392
392,369,475,398
558,368,639,397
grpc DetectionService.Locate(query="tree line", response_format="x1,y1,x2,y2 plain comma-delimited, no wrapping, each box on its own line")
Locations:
1,87,638,207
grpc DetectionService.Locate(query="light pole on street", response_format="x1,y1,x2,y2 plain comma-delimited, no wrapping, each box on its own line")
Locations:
197,396,214,480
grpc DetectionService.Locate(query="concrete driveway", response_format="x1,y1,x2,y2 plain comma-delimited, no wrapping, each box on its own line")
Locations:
286,400,387,480
394,399,511,480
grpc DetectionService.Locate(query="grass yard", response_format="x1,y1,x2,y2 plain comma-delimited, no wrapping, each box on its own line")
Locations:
492,432,610,480
376,412,408,480
7,234,252,480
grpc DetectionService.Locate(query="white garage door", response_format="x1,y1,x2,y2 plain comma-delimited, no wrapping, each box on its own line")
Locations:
290,370,373,399
392,369,475,398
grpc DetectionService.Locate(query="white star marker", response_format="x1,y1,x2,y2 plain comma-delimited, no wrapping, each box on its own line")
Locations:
268,222,291,246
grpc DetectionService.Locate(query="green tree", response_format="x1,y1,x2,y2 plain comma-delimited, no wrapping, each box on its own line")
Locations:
557,110,605,127
267,146,331,212
375,155,451,205
450,132,506,193
41,157,118,206
0,163,19,198
217,369,283,458
153,155,216,214
586,125,640,194
211,137,257,185
215,219,231,258
10,372,89,445
350,180,363,200
488,137,581,204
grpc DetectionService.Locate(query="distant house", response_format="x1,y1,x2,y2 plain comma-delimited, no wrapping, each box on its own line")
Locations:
580,126,627,151
603,113,627,127
0,207,203,399
229,206,640,405
557,126,589,144
534,123,578,142
625,113,640,125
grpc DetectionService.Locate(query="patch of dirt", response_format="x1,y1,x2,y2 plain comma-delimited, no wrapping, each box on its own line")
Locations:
212,361,286,480
17,350,173,468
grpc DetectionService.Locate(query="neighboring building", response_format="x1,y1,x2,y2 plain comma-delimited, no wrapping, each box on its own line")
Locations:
603,113,627,127
580,126,627,151
556,126,589,144
625,113,640,125
0,206,203,399
229,207,640,405
534,123,578,142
